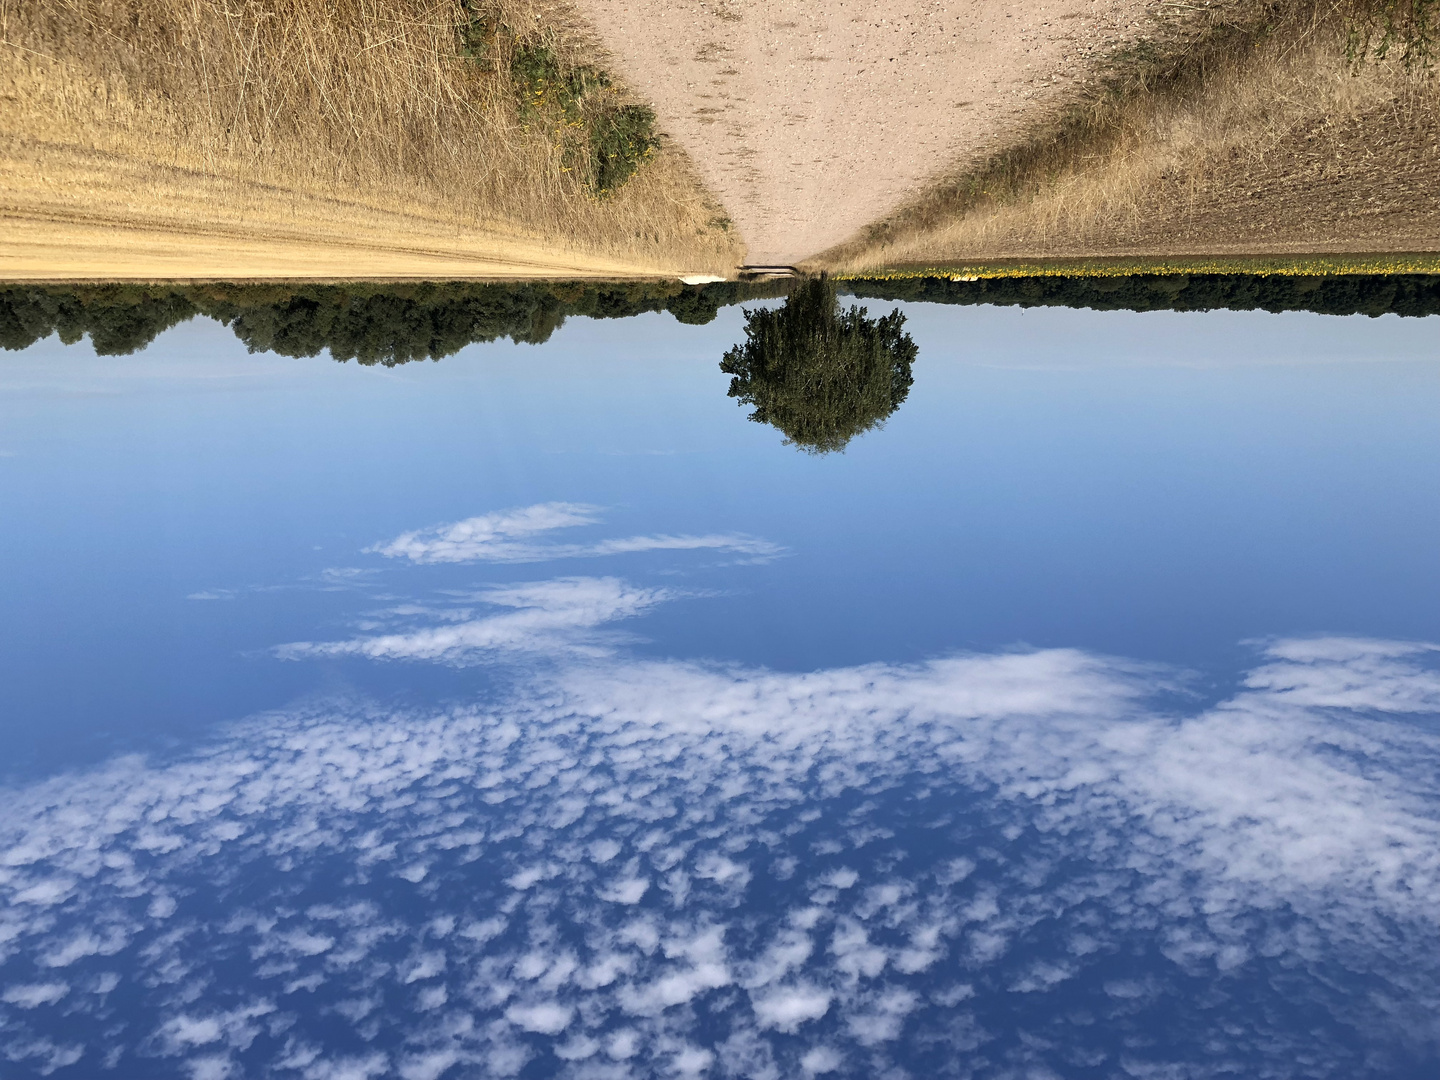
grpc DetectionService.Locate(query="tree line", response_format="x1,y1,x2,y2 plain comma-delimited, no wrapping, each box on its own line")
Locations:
5,272,1435,455
6,273,1435,363
0,280,784,362
843,272,1440,319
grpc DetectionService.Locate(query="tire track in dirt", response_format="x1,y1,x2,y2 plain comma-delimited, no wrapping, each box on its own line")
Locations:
568,0,1153,266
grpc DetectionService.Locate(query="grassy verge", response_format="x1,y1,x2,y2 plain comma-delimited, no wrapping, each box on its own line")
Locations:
0,0,739,274
811,0,1440,273
461,4,662,196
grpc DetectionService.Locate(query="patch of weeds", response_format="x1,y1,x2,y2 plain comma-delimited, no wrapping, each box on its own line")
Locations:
511,41,609,122
589,103,661,195
1344,0,1439,70
460,3,660,195
459,9,498,67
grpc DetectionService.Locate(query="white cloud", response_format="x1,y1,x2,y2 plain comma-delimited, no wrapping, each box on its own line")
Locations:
741,930,813,988
399,952,445,984
694,854,749,889
799,1046,844,1074
893,925,944,974
371,503,602,563
598,877,651,905
570,533,785,563
160,1016,223,1048
397,1050,458,1080
279,930,335,957
844,988,919,1046
619,927,733,1016
670,1044,715,1076
368,502,784,565
2,982,69,1008
506,865,556,891
12,877,76,905
301,1053,389,1080
1241,636,1440,711
606,1029,642,1060
590,840,623,864
276,577,674,663
504,1001,574,1034
830,919,887,980
1010,960,1077,993
751,983,833,1032
36,930,107,968
186,1055,236,1080
1,635,1438,1077
554,1036,600,1061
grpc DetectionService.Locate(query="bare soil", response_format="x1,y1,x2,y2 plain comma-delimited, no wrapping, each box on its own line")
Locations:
568,0,1155,265
1120,98,1440,256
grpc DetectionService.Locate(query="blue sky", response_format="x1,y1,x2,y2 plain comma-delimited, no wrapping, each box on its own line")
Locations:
1,300,1439,1077
1,302,1437,774
1,518,1438,1077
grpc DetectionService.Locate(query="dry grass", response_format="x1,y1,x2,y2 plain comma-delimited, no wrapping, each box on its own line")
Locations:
0,0,743,278
813,0,1440,273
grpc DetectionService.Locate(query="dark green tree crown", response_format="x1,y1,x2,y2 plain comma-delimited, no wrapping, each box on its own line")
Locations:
720,276,918,454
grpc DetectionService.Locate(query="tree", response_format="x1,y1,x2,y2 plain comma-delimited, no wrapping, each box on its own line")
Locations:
719,276,917,453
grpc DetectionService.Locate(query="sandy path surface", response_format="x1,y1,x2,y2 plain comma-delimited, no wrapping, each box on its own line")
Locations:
570,0,1150,266
0,215,653,282
0,143,684,282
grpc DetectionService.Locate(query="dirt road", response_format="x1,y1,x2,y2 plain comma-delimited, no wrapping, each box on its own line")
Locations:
0,143,688,282
0,214,660,282
569,0,1150,266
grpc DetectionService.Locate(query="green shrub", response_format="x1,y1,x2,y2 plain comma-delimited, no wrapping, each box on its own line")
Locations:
460,7,658,195
510,42,607,122
589,104,660,195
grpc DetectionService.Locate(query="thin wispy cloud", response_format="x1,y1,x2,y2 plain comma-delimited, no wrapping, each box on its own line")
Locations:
276,576,675,663
1,637,1437,1078
371,502,602,563
314,567,380,588
370,502,786,565
185,568,381,603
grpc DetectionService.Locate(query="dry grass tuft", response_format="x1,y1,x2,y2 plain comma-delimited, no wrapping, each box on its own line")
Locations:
0,0,742,276
813,0,1440,273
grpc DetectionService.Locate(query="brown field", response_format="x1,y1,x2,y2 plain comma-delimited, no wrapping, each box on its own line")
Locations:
811,1,1440,273
0,0,742,281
